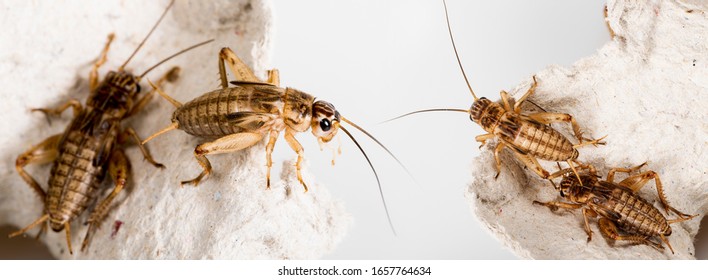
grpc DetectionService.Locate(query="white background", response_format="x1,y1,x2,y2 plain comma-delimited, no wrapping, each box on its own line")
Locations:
268,0,616,259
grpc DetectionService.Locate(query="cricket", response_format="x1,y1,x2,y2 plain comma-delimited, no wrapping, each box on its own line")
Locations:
143,47,408,234
9,0,211,254
534,163,697,253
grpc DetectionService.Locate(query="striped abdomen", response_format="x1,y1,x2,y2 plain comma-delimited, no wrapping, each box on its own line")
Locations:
592,185,671,237
173,86,284,138
496,115,577,161
46,130,108,231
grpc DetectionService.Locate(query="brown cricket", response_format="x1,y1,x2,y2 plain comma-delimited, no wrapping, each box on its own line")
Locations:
387,0,604,181
10,0,212,254
534,163,697,253
142,47,409,234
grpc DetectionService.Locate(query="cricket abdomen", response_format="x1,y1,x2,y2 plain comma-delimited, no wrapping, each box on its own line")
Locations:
497,115,576,161
46,130,107,230
596,186,671,237
174,86,283,138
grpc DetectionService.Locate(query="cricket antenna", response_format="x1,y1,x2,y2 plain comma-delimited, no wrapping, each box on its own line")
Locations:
140,39,214,78
382,108,470,123
339,126,397,236
120,0,176,71
341,117,418,186
443,0,478,101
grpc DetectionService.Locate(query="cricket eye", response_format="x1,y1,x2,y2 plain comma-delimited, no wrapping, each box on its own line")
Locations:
560,190,565,198
320,119,331,132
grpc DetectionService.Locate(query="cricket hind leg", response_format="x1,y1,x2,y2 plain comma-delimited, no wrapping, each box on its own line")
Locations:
614,167,696,221
219,47,279,88
89,33,115,91
82,148,130,252
182,132,264,186
16,134,62,200
597,218,667,253
8,214,49,239
510,151,551,179
513,75,538,113
13,134,62,240
525,111,603,145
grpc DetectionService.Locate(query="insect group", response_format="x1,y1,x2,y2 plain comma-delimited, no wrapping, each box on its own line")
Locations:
386,0,697,254
9,0,698,258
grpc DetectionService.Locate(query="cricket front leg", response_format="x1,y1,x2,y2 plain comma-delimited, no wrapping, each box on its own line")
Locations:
182,132,264,186
265,130,280,189
121,126,165,168
89,33,115,91
581,208,598,242
492,142,506,179
32,99,83,124
284,129,308,192
474,133,494,149
82,148,130,252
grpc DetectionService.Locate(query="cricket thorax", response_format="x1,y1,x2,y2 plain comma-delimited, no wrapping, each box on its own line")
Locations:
559,174,599,202
282,87,315,132
88,71,140,113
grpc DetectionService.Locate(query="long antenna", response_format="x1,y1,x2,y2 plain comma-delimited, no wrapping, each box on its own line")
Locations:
119,0,176,71
339,126,396,236
341,117,417,187
140,39,214,78
443,0,478,101
381,108,470,123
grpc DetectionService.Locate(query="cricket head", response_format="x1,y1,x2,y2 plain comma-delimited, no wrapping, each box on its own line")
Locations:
470,97,504,131
311,100,341,143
